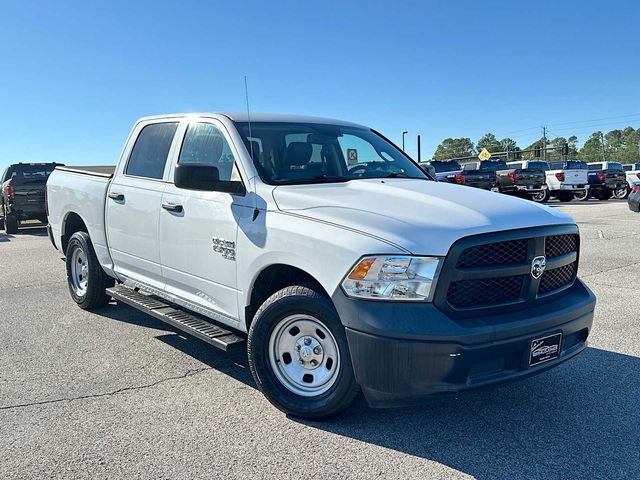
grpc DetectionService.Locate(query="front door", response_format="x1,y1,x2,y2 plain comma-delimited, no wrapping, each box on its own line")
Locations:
106,120,179,289
159,119,251,322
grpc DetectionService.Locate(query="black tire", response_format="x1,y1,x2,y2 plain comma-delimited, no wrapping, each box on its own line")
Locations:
530,189,550,203
5,214,19,234
574,189,590,201
595,190,612,201
65,231,114,310
557,192,573,202
247,285,359,420
0,216,4,231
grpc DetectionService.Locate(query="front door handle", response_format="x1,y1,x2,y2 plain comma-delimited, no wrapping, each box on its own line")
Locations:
108,192,125,201
162,202,183,213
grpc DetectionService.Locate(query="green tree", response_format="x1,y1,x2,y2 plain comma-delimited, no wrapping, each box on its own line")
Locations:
522,138,546,160
432,138,475,160
567,136,578,157
476,133,502,153
579,132,606,162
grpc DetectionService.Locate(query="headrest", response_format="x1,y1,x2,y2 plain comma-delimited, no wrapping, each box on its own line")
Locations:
284,142,313,167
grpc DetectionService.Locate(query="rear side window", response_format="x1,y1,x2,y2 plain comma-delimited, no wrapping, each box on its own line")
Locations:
608,162,623,171
565,161,587,170
178,122,240,181
588,163,603,170
126,123,178,179
527,161,549,170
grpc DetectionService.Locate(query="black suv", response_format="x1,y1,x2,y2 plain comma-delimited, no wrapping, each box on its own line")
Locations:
1,163,62,234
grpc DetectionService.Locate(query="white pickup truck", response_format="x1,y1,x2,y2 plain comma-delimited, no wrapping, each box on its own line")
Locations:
47,113,596,419
527,160,590,203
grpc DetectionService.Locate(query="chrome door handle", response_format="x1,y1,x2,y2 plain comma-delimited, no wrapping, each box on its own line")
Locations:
108,192,124,201
162,202,183,213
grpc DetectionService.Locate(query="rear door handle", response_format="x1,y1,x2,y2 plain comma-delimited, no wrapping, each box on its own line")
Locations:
108,192,125,201
162,202,183,213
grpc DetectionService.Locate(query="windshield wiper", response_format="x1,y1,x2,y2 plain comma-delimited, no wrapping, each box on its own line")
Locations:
276,175,351,185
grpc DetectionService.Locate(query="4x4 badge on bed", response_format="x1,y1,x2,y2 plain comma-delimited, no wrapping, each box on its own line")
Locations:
531,256,546,279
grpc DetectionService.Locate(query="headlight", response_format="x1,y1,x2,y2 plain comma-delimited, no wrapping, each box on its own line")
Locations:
341,256,441,301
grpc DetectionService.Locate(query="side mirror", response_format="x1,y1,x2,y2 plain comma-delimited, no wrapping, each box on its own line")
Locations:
174,164,245,195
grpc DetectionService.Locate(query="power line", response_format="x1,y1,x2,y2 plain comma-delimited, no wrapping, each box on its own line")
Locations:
547,112,640,127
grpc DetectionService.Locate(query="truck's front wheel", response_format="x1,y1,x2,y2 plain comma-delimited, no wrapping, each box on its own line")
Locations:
65,232,114,310
248,286,359,419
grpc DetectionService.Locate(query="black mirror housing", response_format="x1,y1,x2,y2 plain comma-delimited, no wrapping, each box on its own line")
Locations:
174,164,245,195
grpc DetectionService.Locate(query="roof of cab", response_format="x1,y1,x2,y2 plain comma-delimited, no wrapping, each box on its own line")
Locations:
136,112,366,128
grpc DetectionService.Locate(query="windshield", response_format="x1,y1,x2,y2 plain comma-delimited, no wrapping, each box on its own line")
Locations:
527,161,549,170
565,161,587,170
480,161,507,171
430,161,460,173
235,122,428,185
8,164,57,180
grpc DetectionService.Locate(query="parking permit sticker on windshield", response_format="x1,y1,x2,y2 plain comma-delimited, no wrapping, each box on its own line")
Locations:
347,149,358,165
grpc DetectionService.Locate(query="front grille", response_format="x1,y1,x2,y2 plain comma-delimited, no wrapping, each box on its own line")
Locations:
447,276,524,309
545,234,578,258
539,263,577,294
436,226,580,317
456,239,527,268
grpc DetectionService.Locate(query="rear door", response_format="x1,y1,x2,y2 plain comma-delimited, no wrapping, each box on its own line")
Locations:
159,118,252,322
106,120,180,289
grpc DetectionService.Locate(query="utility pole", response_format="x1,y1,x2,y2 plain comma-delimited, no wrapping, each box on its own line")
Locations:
417,135,421,162
600,132,607,161
402,131,408,151
542,126,547,160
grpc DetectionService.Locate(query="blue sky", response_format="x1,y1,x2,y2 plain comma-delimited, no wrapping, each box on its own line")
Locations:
1,0,639,173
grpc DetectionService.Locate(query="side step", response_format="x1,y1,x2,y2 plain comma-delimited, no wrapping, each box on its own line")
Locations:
106,285,245,351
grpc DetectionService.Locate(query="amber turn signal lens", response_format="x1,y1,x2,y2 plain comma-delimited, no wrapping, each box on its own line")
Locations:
348,257,376,280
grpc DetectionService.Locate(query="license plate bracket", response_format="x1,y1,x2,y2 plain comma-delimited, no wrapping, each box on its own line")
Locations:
528,332,562,367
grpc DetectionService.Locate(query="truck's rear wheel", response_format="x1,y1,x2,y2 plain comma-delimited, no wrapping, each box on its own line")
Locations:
613,186,630,199
247,285,359,419
530,189,550,203
65,231,114,310
574,189,590,201
5,213,19,234
557,192,574,202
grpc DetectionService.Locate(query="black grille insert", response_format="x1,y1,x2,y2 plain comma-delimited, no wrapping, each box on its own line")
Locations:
447,276,525,309
545,234,578,258
437,226,580,316
456,239,528,268
539,263,577,294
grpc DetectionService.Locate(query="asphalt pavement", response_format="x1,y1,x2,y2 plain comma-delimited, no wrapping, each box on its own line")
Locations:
1,199,639,479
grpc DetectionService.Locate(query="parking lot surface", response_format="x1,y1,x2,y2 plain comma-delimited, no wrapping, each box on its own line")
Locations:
1,200,638,480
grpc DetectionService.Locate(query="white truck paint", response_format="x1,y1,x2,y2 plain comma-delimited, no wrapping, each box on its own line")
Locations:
46,113,596,418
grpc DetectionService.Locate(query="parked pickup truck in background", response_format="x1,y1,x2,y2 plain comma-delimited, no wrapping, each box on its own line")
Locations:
441,160,504,190
47,113,596,419
419,160,461,182
1,162,63,234
584,162,627,201
534,160,590,203
622,163,640,199
498,161,547,198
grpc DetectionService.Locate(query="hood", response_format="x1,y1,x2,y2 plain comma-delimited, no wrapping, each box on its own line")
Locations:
272,179,573,255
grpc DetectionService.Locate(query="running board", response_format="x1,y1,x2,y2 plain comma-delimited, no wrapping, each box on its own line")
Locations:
106,285,245,351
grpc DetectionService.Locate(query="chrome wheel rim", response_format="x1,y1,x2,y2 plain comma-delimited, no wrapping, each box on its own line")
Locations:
575,190,588,201
532,191,545,202
268,314,340,397
613,188,628,199
70,247,89,297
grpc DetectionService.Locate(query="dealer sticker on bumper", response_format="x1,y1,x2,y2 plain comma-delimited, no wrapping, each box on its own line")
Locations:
529,332,562,367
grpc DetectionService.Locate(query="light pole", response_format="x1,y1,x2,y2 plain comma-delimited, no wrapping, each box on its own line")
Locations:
402,131,408,151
